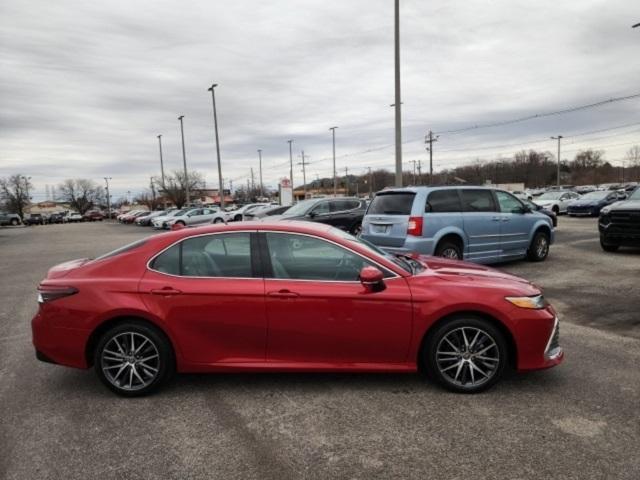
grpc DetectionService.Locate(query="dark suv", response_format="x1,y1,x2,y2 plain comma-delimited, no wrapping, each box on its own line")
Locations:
272,197,366,234
599,187,640,252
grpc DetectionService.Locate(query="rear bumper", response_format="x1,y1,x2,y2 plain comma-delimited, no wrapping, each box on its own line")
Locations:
32,312,90,369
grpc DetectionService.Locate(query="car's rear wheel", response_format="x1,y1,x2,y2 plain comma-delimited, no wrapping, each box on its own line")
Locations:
213,217,224,224
10,218,19,226
424,316,507,393
435,239,462,260
527,230,549,262
94,321,174,397
234,214,242,221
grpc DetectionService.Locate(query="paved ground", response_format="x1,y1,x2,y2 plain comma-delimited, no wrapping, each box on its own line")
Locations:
1,219,639,479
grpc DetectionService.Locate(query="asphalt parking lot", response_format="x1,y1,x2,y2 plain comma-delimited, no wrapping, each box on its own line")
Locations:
1,219,639,479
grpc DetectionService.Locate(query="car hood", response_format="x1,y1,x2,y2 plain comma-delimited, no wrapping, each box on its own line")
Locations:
604,199,640,212
411,255,540,295
535,199,557,206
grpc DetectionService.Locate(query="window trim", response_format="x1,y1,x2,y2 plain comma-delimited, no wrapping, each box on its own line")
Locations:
259,230,399,283
147,230,260,280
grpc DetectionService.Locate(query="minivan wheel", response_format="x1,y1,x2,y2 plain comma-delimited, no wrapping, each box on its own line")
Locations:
435,240,462,260
527,231,549,262
94,321,174,397
424,316,507,394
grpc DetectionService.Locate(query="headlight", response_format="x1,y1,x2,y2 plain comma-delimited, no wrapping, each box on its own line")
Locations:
505,294,548,309
600,206,611,216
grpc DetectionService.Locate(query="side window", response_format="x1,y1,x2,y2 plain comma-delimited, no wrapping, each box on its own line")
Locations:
460,190,497,212
495,191,524,214
150,244,180,275
181,233,252,277
265,233,384,281
310,201,330,215
426,189,462,212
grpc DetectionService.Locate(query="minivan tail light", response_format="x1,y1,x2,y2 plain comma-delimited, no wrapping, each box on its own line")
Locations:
37,285,78,304
407,216,423,236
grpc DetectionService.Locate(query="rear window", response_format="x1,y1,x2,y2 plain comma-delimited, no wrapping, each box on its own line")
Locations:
94,238,149,261
368,192,416,215
426,189,461,212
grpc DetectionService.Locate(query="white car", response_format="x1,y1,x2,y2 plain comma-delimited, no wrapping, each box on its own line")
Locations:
165,207,228,229
534,190,581,214
152,208,190,229
66,212,84,223
229,203,273,221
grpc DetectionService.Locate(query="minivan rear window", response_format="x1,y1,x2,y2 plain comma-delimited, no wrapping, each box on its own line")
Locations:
368,192,415,215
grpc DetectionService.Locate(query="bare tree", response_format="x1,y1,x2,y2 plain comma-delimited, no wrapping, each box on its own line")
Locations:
0,174,33,218
58,179,104,214
161,170,205,208
626,145,640,167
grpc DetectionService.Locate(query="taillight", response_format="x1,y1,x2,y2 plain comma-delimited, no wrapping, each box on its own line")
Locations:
407,216,423,236
37,285,78,304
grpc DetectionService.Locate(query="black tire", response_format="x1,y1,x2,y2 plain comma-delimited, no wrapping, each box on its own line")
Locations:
552,205,559,215
527,230,549,262
175,221,185,226
423,316,508,394
10,218,18,226
435,239,462,260
94,320,175,397
234,214,242,222
600,237,619,252
213,217,224,224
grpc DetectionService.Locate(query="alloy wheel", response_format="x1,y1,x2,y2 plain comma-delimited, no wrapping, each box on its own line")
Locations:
536,236,549,258
435,327,500,388
100,332,160,391
440,247,460,259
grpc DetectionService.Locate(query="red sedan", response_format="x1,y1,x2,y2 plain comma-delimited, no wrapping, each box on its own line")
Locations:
32,221,563,396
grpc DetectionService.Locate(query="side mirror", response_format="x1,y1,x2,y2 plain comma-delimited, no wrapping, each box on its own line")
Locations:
308,211,317,218
359,266,385,292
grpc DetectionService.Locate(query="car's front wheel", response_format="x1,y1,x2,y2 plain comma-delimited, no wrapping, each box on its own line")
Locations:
600,237,619,252
213,217,224,224
424,316,508,393
10,218,19,226
527,230,549,262
94,321,174,397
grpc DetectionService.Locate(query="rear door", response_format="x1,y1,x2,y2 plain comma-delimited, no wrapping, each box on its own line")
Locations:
361,191,416,247
460,189,500,263
494,190,530,259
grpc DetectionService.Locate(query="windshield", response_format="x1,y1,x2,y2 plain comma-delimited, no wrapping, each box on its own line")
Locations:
330,228,412,273
538,191,565,200
580,191,608,200
629,188,640,201
282,199,317,217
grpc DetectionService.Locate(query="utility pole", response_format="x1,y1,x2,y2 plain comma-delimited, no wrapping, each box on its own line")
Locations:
287,139,294,193
368,167,373,198
330,126,338,196
410,160,418,185
178,115,190,205
257,149,264,198
104,177,112,218
157,135,167,209
425,130,438,185
344,166,349,196
417,160,422,185
393,0,403,187
551,135,563,188
208,84,225,210
297,151,309,199
150,176,157,206
250,168,255,192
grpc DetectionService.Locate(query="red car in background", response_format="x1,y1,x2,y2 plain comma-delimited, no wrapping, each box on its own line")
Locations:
120,211,148,224
83,211,104,222
32,221,563,396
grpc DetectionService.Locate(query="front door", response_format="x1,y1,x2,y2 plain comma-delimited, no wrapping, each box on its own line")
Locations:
139,232,267,364
494,190,531,259
262,232,413,365
460,189,501,263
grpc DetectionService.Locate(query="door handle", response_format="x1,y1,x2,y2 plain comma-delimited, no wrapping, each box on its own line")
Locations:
150,287,182,296
267,289,299,299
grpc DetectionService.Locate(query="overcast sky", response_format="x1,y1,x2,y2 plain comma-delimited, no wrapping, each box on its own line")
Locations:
1,0,639,201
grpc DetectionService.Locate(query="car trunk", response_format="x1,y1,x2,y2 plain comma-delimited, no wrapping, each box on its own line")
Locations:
361,191,415,247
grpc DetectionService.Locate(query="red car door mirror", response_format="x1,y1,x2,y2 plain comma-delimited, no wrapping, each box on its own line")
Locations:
359,266,385,292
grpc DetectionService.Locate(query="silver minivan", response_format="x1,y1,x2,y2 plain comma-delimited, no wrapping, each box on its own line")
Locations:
361,186,554,264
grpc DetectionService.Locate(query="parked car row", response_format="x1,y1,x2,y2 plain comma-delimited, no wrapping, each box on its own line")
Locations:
1,210,104,226
117,207,231,229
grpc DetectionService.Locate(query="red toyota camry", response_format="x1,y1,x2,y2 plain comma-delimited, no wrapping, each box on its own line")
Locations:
32,221,563,396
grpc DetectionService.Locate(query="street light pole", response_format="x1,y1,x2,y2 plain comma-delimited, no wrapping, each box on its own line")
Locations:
178,115,190,205
104,177,112,218
257,149,264,198
287,139,294,194
208,84,225,210
329,127,338,196
551,135,563,188
393,0,403,187
297,151,308,199
157,135,167,209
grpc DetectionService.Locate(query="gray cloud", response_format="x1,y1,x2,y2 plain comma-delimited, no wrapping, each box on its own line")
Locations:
1,0,639,201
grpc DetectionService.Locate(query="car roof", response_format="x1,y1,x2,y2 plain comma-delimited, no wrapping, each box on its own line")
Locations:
375,185,502,194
